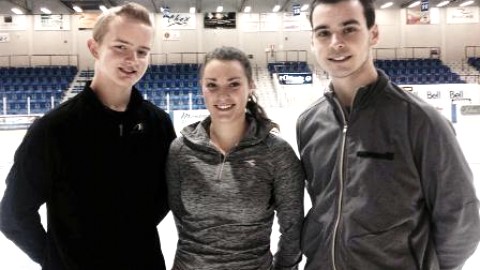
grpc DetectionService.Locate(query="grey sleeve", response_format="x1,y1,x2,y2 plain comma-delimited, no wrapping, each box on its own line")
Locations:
413,113,480,269
271,138,305,270
166,139,183,218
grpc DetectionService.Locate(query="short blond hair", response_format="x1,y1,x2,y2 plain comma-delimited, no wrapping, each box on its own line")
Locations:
92,2,152,44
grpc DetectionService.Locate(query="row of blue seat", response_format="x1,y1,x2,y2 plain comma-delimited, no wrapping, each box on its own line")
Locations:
268,61,311,74
391,73,464,84
1,84,70,92
468,57,480,72
375,58,443,68
0,65,78,76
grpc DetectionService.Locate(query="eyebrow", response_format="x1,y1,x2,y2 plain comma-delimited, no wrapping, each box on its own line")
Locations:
204,77,242,81
313,19,361,32
114,38,151,51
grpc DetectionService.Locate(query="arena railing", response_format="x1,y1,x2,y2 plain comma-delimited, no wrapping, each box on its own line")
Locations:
0,54,79,69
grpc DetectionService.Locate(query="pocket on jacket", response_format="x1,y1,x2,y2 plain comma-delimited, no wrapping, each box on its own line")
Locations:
346,222,417,269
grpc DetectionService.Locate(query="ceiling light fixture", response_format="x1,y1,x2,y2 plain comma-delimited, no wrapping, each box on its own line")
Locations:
272,5,281,12
244,6,252,13
300,4,309,11
72,5,83,13
380,2,394,9
40,7,52,14
459,0,474,7
408,1,421,8
11,7,23,14
216,5,223,12
436,1,450,7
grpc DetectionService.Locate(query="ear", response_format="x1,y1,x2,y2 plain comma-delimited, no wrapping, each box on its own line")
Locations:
250,81,256,90
87,38,99,59
370,24,379,46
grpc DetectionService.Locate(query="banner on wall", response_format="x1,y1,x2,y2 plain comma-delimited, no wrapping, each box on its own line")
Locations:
446,7,479,24
77,13,101,30
0,15,27,30
260,13,280,31
283,12,311,31
34,15,71,31
407,9,430,24
0,33,10,43
161,13,196,29
406,7,440,24
240,13,260,32
204,12,236,29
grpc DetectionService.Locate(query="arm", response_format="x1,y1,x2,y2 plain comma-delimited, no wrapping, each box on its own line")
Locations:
157,114,177,223
0,121,50,264
271,139,305,270
165,139,183,220
413,112,480,269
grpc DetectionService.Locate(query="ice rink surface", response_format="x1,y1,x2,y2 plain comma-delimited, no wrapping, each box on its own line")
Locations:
0,117,479,269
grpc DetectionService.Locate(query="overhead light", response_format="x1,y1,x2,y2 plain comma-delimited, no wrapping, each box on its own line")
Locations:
380,2,394,9
459,0,474,7
99,5,108,12
40,7,52,14
437,1,450,7
272,5,281,12
244,6,252,13
189,6,196,13
11,7,23,14
216,5,223,12
408,1,421,8
300,4,309,11
72,5,83,13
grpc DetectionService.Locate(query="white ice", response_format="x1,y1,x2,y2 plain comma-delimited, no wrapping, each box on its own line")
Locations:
0,114,479,269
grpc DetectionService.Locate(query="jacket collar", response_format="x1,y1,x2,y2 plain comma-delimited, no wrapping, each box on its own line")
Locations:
180,114,275,151
81,81,144,117
325,69,390,110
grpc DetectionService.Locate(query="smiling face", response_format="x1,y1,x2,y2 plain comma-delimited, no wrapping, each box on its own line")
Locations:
88,15,152,91
201,59,253,124
311,0,378,82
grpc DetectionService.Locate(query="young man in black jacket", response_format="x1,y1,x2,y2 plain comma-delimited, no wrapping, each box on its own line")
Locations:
0,3,176,270
297,0,480,269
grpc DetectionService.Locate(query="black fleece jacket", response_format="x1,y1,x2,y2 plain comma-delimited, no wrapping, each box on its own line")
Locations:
0,82,176,270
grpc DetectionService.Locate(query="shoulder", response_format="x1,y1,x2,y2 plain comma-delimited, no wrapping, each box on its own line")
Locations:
264,132,298,158
297,95,328,124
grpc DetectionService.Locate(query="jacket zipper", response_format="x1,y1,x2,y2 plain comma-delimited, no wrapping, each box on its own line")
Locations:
119,124,124,137
331,97,349,270
216,154,227,180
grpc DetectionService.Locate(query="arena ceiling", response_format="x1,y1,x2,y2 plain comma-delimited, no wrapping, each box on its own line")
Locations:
0,0,478,15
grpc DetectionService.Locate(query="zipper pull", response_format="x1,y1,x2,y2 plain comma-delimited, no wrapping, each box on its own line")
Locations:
119,124,123,136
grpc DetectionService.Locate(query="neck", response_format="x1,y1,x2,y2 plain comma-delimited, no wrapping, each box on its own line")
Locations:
90,77,131,112
331,66,378,108
209,118,247,155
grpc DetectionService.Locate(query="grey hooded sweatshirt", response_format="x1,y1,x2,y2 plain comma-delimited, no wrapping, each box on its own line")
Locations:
166,115,304,270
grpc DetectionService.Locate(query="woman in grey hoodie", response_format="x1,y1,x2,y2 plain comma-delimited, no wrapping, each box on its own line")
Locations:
166,46,305,270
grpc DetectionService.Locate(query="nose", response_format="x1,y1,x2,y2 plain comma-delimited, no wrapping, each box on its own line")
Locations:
331,34,345,49
125,49,137,62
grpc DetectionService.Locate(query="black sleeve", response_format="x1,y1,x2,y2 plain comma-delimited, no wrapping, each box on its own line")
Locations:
0,120,51,264
156,113,177,224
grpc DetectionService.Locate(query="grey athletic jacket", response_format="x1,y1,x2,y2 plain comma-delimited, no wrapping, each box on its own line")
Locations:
167,115,304,270
297,70,480,270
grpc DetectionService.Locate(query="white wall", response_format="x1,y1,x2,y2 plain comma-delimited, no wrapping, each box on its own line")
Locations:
0,9,480,69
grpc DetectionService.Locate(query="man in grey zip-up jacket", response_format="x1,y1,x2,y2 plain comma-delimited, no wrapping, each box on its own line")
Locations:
167,116,304,269
297,0,480,269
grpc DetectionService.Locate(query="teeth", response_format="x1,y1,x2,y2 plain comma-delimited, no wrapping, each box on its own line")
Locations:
216,104,232,110
332,56,348,61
